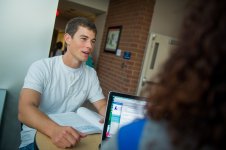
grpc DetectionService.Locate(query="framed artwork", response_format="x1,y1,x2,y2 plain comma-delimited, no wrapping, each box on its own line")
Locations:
104,26,122,53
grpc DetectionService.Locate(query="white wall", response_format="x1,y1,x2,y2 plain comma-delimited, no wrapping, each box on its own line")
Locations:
94,13,107,67
0,0,58,149
150,0,188,38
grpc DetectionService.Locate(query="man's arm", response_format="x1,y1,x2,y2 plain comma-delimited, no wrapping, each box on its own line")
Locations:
18,88,85,148
93,99,107,117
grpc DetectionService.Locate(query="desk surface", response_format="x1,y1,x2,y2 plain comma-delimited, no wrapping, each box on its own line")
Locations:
36,131,101,150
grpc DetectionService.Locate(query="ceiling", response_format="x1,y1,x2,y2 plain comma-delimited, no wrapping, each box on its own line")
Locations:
57,0,106,21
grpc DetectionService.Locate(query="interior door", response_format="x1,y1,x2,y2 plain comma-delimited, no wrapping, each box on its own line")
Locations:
137,33,178,96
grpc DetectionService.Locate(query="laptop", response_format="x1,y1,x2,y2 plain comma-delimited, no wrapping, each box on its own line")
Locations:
100,91,147,146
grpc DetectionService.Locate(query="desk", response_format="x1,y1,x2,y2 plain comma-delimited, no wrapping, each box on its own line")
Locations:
36,131,101,150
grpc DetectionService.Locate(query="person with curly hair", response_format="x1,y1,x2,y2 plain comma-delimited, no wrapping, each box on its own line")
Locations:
101,0,226,149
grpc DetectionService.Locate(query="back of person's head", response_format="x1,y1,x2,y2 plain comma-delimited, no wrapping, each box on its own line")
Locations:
146,0,226,149
65,17,97,38
56,41,63,49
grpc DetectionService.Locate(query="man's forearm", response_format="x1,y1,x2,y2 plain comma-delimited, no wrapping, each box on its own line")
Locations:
93,99,107,117
99,104,106,117
19,104,59,137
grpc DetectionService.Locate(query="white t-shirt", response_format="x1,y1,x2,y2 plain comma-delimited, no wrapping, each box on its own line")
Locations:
20,56,104,148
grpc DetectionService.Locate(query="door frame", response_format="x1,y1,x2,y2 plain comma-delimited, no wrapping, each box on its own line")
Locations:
136,33,177,96
136,32,155,96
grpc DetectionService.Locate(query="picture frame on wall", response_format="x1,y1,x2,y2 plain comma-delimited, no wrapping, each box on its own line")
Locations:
104,26,122,53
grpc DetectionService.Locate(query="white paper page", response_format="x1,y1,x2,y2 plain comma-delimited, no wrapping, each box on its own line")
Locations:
77,107,103,130
48,112,101,134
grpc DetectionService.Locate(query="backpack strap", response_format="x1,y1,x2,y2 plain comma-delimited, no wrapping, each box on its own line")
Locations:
117,119,146,150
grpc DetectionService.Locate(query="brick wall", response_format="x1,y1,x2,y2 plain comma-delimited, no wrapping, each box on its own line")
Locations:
97,0,155,96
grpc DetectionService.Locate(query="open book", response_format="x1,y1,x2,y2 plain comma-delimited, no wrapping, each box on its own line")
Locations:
48,107,103,134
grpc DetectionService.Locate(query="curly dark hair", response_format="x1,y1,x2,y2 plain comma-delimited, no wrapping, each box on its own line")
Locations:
147,0,226,149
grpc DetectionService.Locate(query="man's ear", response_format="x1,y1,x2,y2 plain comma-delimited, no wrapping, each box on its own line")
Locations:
64,33,72,45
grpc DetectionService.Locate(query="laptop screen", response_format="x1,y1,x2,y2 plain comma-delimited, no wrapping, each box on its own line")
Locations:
101,91,147,141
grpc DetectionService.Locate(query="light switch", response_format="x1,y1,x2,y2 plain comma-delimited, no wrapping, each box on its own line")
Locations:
116,49,121,56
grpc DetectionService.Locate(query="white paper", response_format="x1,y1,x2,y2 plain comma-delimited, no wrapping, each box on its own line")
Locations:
48,107,103,134
77,107,103,130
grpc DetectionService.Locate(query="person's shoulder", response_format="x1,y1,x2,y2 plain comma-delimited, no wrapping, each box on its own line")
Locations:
147,118,167,128
120,119,147,132
142,119,172,149
30,56,61,69
117,119,147,150
118,119,147,138
119,118,167,137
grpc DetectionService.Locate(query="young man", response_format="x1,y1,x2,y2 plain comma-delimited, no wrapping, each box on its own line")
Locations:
18,17,106,149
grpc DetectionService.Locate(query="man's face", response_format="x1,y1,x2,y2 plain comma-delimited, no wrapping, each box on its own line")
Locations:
65,26,96,62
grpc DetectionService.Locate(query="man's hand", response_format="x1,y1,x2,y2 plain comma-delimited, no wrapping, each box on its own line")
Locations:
50,126,86,149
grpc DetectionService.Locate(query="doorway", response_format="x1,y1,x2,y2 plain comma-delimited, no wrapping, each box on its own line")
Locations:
137,33,178,96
